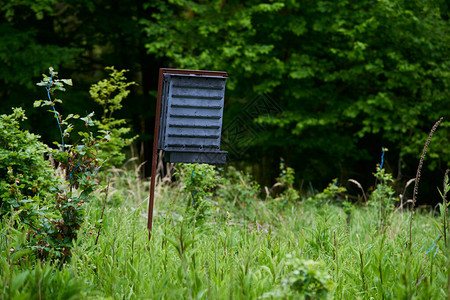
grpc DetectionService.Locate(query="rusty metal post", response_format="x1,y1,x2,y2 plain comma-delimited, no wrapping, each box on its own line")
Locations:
148,68,164,240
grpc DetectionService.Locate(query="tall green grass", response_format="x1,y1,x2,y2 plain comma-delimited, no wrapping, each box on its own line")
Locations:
71,180,446,299
1,167,449,299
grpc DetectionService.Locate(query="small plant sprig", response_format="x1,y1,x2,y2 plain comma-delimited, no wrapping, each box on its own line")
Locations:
370,165,396,230
35,67,74,150
273,158,299,206
313,179,347,203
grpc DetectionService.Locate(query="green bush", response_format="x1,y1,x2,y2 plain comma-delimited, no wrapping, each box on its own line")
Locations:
0,68,110,261
0,107,61,216
176,163,217,223
312,179,347,203
90,66,137,169
263,255,333,299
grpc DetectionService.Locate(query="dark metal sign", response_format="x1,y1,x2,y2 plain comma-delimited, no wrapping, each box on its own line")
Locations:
148,68,228,239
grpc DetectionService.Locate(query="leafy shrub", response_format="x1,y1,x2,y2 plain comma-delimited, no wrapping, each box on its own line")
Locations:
283,257,332,299
370,166,396,228
16,66,136,261
176,163,217,223
312,179,347,203
90,66,137,169
0,108,61,217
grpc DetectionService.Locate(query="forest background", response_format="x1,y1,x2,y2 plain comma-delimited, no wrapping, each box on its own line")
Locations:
0,0,449,206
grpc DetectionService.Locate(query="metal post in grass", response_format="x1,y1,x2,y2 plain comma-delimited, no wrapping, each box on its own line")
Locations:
148,68,228,240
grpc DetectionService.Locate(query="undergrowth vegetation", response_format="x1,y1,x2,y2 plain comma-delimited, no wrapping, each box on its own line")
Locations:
2,162,450,299
1,68,449,299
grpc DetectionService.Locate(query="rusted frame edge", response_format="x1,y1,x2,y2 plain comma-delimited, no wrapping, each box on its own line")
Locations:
147,68,164,240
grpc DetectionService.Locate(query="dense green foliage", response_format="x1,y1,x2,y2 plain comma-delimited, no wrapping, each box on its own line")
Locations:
0,68,138,261
0,108,60,214
143,0,450,186
0,0,449,196
90,67,138,169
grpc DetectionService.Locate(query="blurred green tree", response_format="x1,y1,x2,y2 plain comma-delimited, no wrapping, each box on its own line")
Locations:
0,0,153,166
142,0,449,195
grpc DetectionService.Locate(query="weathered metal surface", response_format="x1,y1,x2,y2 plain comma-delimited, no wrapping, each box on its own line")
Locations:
165,151,227,164
158,73,228,164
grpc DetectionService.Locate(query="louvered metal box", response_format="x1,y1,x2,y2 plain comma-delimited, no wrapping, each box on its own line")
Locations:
158,72,228,164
